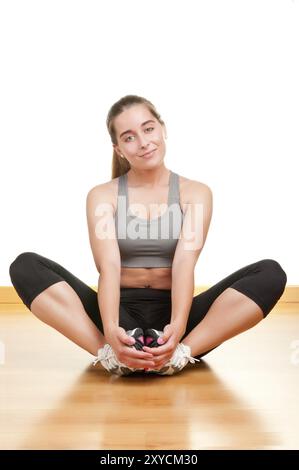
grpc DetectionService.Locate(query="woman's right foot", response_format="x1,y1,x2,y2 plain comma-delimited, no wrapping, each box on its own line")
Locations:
126,328,145,350
93,328,145,376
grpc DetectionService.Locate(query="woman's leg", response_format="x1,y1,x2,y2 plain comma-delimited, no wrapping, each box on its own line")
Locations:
30,281,105,356
9,252,140,356
181,258,287,359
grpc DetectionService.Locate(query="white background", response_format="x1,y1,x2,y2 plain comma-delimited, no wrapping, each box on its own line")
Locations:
2,0,298,286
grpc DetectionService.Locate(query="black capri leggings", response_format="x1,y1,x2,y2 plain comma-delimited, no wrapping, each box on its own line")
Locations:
9,252,287,359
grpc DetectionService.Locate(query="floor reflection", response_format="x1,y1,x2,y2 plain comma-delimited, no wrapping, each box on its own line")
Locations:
20,359,277,450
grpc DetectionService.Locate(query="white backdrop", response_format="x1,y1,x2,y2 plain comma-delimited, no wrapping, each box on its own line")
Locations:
2,0,298,286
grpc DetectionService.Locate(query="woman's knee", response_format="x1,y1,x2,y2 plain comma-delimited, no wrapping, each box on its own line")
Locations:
258,258,287,296
9,251,40,284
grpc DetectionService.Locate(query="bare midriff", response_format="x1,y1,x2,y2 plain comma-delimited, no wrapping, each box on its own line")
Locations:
120,266,172,289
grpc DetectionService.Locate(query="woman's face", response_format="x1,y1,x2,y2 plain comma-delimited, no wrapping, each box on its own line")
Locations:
113,104,167,168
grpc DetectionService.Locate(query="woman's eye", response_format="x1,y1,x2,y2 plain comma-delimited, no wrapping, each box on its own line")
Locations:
124,127,154,142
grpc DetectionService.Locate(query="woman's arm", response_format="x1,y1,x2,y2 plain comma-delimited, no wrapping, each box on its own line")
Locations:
170,181,213,331
86,185,122,328
170,268,194,336
86,185,155,368
143,182,213,366
97,269,120,334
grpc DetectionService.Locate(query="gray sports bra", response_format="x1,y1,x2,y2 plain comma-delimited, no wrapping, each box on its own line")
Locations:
114,170,184,268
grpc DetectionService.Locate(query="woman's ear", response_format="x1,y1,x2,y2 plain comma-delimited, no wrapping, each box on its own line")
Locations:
113,144,122,157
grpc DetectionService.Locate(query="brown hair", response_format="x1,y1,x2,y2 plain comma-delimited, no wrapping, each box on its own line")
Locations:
106,94,165,179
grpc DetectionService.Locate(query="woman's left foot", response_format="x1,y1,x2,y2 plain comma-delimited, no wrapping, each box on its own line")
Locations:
144,329,201,376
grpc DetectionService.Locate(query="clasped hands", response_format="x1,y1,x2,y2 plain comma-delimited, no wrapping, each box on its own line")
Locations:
104,322,185,371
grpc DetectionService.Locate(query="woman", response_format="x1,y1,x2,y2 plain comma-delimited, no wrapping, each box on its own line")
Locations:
9,94,287,377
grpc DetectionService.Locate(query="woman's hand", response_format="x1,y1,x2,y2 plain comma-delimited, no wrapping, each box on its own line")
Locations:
104,326,155,370
142,322,186,370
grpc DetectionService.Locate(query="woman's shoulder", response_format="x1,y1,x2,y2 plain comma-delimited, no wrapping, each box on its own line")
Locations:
178,172,211,195
86,177,121,214
87,175,120,195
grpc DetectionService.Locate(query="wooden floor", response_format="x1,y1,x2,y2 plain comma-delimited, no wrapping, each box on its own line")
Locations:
0,303,298,450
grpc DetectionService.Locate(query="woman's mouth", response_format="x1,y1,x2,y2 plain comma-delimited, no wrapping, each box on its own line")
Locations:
140,149,156,159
